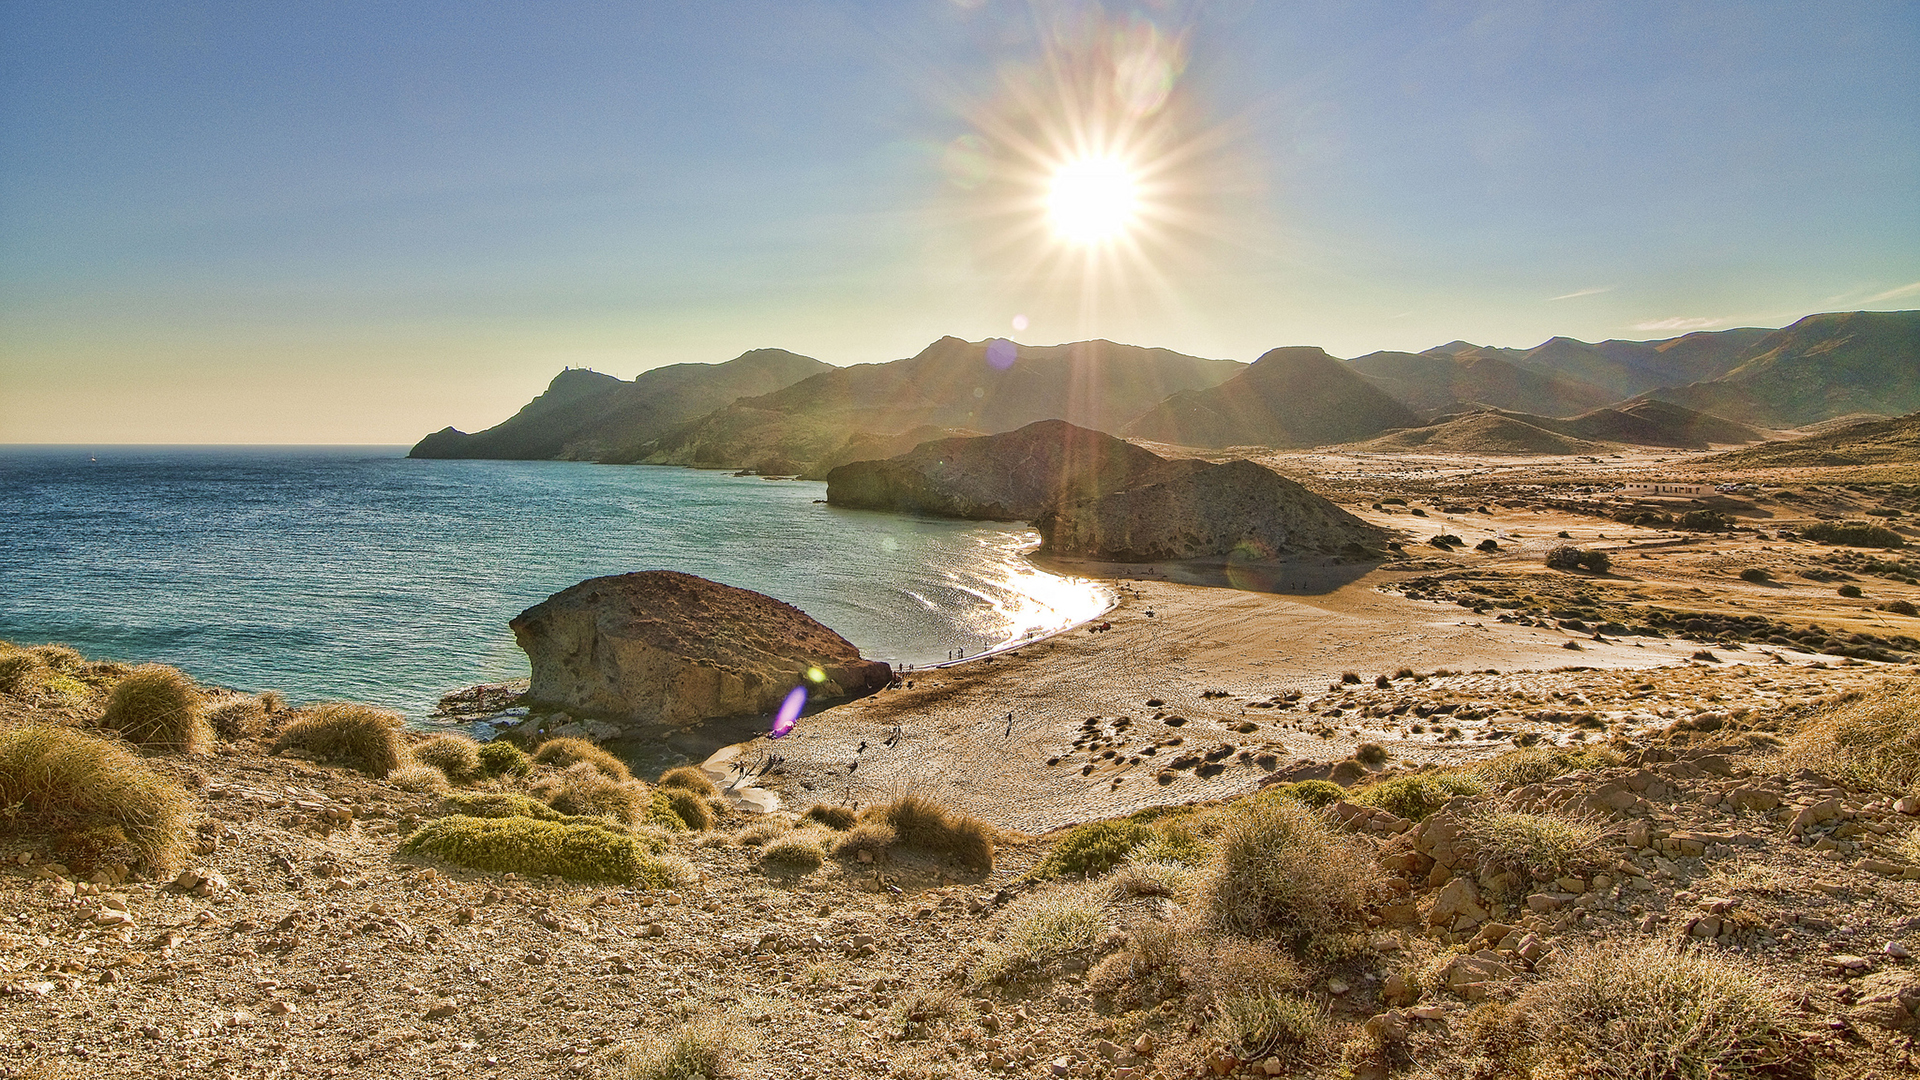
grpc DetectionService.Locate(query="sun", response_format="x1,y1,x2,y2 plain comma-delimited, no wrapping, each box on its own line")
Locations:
1047,156,1139,245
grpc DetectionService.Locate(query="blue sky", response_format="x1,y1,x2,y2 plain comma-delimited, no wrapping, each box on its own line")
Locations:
2,0,1916,442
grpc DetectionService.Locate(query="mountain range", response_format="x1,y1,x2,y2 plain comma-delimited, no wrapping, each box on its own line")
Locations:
408,309,1919,470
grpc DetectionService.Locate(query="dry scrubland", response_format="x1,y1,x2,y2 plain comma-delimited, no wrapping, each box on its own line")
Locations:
5,458,1920,1079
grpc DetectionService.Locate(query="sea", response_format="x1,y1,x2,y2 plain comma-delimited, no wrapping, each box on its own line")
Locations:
0,447,1111,719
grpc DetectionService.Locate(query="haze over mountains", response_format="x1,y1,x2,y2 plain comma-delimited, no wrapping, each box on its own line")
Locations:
409,309,1919,470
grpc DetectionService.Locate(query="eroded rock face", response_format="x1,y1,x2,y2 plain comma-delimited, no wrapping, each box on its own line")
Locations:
510,571,892,726
1035,459,1390,562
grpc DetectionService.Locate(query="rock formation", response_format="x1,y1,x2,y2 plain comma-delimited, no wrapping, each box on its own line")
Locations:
824,419,1167,520
1036,459,1390,562
510,571,892,726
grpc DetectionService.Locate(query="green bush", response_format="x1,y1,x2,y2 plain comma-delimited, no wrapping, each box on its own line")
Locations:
656,765,717,797
1030,820,1154,879
400,815,678,885
477,739,532,777
413,733,482,782
1261,779,1347,809
663,787,713,831
532,736,630,780
760,828,830,871
645,789,694,832
535,762,649,823
0,723,192,866
1199,798,1378,942
1802,521,1904,549
99,664,209,754
273,703,407,777
1350,771,1485,821
440,792,563,821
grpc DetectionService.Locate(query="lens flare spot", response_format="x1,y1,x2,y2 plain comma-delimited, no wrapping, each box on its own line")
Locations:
985,338,1017,370
805,666,827,684
1048,156,1138,244
771,684,807,738
1011,313,1029,332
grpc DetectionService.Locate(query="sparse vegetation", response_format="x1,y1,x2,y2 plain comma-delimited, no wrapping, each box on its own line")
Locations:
413,733,482,781
205,695,269,741
798,803,856,830
1457,809,1606,881
860,793,995,871
440,792,563,821
532,736,631,781
1198,797,1378,942
1211,990,1334,1068
828,819,896,862
272,702,407,777
616,1014,753,1080
1546,545,1610,573
0,723,191,865
656,765,717,796
534,761,649,822
400,814,682,885
975,883,1108,984
1781,680,1920,792
760,827,830,871
1803,521,1904,549
1472,746,1618,790
98,663,209,753
662,787,714,831
1351,771,1485,821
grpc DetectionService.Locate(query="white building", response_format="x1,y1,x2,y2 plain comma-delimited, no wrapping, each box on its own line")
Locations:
1620,482,1713,497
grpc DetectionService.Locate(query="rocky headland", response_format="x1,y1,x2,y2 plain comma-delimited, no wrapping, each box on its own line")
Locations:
509,571,892,728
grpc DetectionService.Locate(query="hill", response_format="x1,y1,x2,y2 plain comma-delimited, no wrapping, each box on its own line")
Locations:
1345,349,1618,419
1352,411,1610,455
1703,411,1920,468
1353,399,1758,456
824,420,1168,521
408,349,832,461
1124,347,1420,448
1647,310,1920,427
637,337,1243,476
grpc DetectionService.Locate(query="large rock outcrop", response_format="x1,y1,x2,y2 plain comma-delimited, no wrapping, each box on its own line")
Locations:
510,571,892,726
1035,459,1390,562
824,419,1167,520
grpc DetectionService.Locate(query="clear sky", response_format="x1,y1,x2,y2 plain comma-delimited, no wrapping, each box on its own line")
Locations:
3,0,1916,443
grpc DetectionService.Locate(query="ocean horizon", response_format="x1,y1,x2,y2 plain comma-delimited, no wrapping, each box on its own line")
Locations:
0,445,1110,719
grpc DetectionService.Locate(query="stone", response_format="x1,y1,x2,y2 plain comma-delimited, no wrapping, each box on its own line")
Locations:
510,571,892,726
1726,787,1781,812
1896,796,1920,816
1429,877,1488,926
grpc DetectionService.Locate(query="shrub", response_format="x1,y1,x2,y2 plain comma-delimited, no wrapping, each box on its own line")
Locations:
1884,599,1919,617
663,787,714,831
735,817,795,847
656,765,717,797
1212,991,1335,1068
0,723,191,865
1188,935,1309,999
1457,809,1605,881
401,815,679,885
975,883,1108,984
204,696,268,741
1545,545,1610,573
1031,820,1154,879
0,648,47,696
1351,771,1485,821
440,792,563,821
1802,521,1904,549
413,733,482,782
1199,797,1379,942
535,762,649,823
532,736,631,781
862,793,995,871
1738,567,1771,583
477,739,533,777
760,828,831,871
616,1014,754,1080
1471,746,1617,791
1262,779,1346,809
1106,858,1192,900
829,819,896,861
30,644,84,674
390,763,450,794
1516,942,1802,1079
799,803,856,830
98,664,209,753
1781,680,1920,792
1354,741,1390,766
273,703,408,777
1341,671,1362,684
644,790,695,832
1838,583,1864,598
1678,510,1730,531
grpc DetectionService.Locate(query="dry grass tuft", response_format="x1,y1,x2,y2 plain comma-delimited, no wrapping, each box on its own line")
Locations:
0,647,49,697
477,739,532,777
1472,746,1618,790
413,733,482,782
616,1014,754,1080
861,793,995,871
1351,771,1485,822
1354,741,1390,766
1457,809,1606,882
1211,990,1336,1069
1515,942,1802,1080
273,703,408,776
760,827,831,871
532,736,631,781
1781,680,1920,793
734,817,795,847
389,762,450,794
974,883,1108,984
799,803,857,830
204,696,269,741
401,814,681,886
1105,858,1192,900
0,723,191,865
1198,797,1380,943
656,765,717,797
662,787,713,831
828,819,896,861
98,664,209,753
534,762,649,823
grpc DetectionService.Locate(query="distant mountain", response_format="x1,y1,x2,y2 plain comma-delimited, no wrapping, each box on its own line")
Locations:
1354,412,1610,456
637,337,1244,476
1703,412,1920,468
409,349,832,461
1124,347,1420,449
824,419,1170,521
1646,311,1920,427
1355,400,1758,455
1346,349,1618,419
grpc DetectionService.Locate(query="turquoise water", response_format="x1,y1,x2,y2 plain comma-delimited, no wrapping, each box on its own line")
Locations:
0,447,1109,717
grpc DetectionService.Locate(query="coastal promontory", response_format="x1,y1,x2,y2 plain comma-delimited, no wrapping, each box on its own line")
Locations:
510,571,892,726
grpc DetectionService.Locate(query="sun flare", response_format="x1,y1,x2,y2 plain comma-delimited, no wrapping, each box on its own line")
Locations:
1047,156,1138,245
